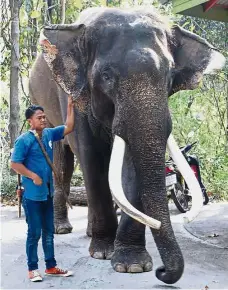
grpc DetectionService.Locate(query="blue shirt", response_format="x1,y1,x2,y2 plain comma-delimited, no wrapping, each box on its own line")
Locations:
11,126,65,201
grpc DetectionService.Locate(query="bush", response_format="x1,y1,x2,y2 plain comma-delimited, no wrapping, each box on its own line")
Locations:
71,164,84,187
0,151,18,204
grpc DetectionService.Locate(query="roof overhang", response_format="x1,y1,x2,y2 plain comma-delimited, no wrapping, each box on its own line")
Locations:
159,0,228,22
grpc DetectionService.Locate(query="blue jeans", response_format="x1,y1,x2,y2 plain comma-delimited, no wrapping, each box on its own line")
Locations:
22,196,57,271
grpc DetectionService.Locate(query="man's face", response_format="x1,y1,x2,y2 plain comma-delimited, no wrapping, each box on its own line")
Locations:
28,110,47,131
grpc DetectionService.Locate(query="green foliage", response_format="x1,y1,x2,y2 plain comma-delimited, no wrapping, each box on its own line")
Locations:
168,16,228,200
71,173,84,187
169,79,228,199
66,0,108,23
71,165,85,187
1,172,17,197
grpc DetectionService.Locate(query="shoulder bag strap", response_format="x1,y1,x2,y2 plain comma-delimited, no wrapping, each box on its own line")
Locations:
33,131,72,208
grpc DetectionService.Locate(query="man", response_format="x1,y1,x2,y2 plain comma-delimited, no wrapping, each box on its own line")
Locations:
11,95,74,282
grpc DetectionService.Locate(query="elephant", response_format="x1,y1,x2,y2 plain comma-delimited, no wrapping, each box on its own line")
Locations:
29,7,225,284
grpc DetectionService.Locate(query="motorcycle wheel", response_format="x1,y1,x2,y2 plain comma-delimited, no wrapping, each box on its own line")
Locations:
171,182,189,213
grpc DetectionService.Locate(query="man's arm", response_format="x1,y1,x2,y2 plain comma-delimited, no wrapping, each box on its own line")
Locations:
10,137,42,185
64,95,75,136
11,162,42,185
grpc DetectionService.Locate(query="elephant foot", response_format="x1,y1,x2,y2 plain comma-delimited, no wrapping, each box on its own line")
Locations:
86,222,92,237
54,219,73,234
89,237,114,260
111,246,153,273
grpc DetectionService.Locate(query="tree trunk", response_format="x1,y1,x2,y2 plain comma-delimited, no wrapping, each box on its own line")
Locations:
226,82,228,153
9,0,20,148
60,0,66,24
31,18,38,60
47,0,53,23
225,23,228,153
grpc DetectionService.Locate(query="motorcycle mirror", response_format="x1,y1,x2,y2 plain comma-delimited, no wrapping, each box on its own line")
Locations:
191,141,198,147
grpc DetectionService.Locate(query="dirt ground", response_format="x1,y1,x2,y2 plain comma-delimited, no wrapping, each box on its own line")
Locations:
1,202,228,289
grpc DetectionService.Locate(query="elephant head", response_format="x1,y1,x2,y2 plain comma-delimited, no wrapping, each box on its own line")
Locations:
39,7,225,284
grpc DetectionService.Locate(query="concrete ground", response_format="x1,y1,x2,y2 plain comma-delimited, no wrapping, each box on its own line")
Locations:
1,202,228,289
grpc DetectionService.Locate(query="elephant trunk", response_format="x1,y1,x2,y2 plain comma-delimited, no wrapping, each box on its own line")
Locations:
130,131,184,284
109,100,184,283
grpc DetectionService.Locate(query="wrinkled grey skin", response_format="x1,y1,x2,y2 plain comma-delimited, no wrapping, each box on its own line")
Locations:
29,7,220,284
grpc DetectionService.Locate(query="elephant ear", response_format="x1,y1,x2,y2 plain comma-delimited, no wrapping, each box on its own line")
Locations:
169,25,225,95
39,23,87,101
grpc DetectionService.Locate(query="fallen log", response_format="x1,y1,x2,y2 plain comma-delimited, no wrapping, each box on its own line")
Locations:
69,186,87,206
69,187,120,215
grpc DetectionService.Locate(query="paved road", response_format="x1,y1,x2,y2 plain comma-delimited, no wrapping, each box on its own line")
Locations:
184,202,228,249
1,202,228,289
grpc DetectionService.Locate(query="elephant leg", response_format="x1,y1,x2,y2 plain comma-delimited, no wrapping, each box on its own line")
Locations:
85,140,118,259
111,145,153,273
53,142,74,234
86,206,92,237
75,114,118,259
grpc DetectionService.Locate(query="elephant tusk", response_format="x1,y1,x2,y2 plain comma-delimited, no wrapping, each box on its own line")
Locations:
167,134,203,223
108,135,161,230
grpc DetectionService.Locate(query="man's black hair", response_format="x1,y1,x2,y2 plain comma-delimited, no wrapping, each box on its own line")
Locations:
25,105,44,120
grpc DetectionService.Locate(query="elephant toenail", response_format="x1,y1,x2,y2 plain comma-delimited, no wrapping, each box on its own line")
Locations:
92,252,104,259
144,262,153,272
127,264,143,273
106,251,114,260
56,228,72,234
115,263,126,273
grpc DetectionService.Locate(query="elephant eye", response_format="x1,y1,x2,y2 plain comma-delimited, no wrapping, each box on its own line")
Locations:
65,52,71,57
102,72,110,81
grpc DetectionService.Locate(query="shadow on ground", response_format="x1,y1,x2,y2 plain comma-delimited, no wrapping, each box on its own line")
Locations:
184,202,228,249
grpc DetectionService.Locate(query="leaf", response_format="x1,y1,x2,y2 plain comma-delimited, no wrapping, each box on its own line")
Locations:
30,10,40,19
181,21,190,28
100,0,107,6
187,131,194,138
38,1,45,9
208,233,219,238
0,131,6,137
73,0,82,9
19,8,28,25
190,24,195,32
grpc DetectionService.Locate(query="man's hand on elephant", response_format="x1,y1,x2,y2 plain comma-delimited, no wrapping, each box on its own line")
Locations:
68,95,74,106
32,173,43,185
64,95,75,136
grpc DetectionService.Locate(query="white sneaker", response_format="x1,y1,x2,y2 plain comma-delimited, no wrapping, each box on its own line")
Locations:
28,269,43,282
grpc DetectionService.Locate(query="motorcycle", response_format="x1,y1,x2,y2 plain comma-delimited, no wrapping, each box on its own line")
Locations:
165,141,209,213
